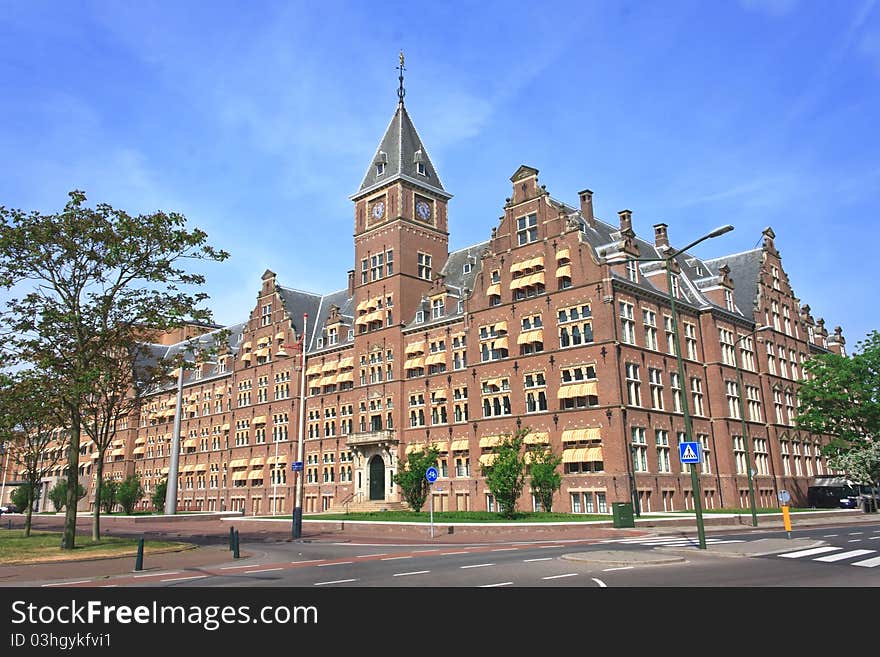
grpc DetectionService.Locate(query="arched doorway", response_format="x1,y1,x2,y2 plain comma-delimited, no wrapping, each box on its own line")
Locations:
369,455,385,501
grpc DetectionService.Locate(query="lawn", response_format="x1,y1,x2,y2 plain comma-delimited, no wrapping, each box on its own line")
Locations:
0,530,192,565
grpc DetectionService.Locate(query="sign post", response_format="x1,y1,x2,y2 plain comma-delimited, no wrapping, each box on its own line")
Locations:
425,466,438,539
778,490,792,539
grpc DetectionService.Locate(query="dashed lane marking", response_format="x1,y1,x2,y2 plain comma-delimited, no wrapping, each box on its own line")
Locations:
542,573,578,580
461,563,494,569
480,582,513,587
314,579,357,586
523,557,553,563
392,571,430,577
244,568,284,574
161,575,208,583
317,561,352,567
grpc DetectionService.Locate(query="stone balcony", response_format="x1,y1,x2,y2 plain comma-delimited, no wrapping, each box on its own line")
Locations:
347,430,398,448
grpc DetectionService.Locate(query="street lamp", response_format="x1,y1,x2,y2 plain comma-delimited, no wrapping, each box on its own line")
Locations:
292,314,309,540
625,224,733,550
734,325,772,527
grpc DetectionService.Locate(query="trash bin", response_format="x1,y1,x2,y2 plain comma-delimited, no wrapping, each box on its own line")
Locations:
612,502,635,528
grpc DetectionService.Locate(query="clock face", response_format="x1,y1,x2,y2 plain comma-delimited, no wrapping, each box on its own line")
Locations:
371,201,385,220
416,200,431,221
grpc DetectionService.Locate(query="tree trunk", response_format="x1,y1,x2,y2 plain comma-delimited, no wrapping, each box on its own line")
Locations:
91,456,105,541
61,410,80,550
24,484,34,538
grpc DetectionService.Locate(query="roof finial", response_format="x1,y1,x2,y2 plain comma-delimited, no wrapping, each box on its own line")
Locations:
397,50,406,105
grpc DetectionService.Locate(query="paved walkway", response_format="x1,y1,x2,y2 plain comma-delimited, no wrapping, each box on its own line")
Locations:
0,509,876,585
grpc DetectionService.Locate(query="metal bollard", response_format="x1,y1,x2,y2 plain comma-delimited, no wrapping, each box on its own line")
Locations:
233,530,240,559
134,536,144,571
229,526,235,550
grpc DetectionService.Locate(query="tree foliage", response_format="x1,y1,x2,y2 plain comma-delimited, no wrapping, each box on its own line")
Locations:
527,445,563,513
0,370,66,535
151,478,167,514
797,330,880,482
10,484,33,514
117,474,144,515
0,190,229,548
481,430,527,518
48,480,87,512
100,478,119,514
392,446,441,511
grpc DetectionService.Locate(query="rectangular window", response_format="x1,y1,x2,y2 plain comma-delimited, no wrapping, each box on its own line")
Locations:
619,301,636,345
719,328,736,366
517,213,538,245
626,259,639,282
625,363,641,407
767,342,776,375
670,373,682,413
739,336,755,372
698,434,711,474
684,323,697,360
725,380,741,419
631,427,648,472
663,315,677,356
261,303,272,326
649,368,664,410
418,252,432,281
733,435,746,474
690,377,704,416
655,430,670,473
746,386,762,422
643,310,658,350
386,250,394,276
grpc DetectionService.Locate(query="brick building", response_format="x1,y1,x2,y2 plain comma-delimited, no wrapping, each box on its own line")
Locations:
3,81,847,516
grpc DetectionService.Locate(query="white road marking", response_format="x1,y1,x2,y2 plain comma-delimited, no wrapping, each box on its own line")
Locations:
480,582,513,587
291,559,322,565
133,571,180,578
869,537,880,540
440,551,468,556
847,539,863,543
780,547,842,559
100,585,119,587
536,545,561,549
356,553,385,558
219,564,259,570
412,549,438,553
814,549,875,563
591,578,607,588
461,563,494,569
523,557,553,563
393,570,430,577
849,532,864,535
603,566,634,572
542,573,578,580
317,561,353,567
314,579,357,586
491,548,517,552
380,556,412,561
42,580,93,587
244,567,284,574
823,534,839,538
852,555,880,567
161,575,208,583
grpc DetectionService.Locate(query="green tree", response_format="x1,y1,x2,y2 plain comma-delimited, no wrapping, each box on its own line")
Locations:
528,445,563,512
392,445,441,511
0,190,229,549
10,484,34,514
481,430,527,518
100,478,119,514
797,330,880,492
48,480,86,512
151,478,167,514
0,370,66,535
117,474,144,515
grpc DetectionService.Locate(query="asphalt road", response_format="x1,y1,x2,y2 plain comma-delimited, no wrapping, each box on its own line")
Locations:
45,521,880,588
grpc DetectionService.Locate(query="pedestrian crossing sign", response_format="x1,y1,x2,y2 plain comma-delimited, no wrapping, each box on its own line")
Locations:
679,441,701,464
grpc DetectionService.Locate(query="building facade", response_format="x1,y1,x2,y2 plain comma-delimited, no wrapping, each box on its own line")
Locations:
2,83,847,516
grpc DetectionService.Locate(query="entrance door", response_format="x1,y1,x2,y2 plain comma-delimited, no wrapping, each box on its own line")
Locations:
369,455,385,501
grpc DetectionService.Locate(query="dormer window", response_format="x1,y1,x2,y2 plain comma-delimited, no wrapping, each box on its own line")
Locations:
416,310,425,324
417,162,426,176
376,162,386,176
414,149,426,176
432,298,445,319
725,289,735,311
463,262,473,275
626,260,639,283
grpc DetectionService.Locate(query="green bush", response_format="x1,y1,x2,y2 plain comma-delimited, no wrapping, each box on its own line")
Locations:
117,474,144,515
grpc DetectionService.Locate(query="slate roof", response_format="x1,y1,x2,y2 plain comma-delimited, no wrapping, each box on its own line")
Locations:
354,102,451,200
306,288,355,354
704,249,763,316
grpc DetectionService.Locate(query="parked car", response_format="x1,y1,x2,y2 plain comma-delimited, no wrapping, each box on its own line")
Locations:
0,503,19,514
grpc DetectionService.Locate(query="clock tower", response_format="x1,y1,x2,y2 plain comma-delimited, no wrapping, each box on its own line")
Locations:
349,56,452,334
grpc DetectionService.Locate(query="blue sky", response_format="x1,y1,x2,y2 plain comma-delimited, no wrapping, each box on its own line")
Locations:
2,0,878,346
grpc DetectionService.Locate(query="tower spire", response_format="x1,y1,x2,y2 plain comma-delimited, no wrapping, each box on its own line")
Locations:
397,50,406,105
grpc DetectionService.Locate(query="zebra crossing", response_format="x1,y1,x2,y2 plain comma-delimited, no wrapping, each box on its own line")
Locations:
601,536,747,548
777,546,880,568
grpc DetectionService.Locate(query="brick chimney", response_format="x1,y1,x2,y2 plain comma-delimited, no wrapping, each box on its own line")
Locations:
653,223,669,249
348,269,355,297
618,209,633,234
578,189,595,228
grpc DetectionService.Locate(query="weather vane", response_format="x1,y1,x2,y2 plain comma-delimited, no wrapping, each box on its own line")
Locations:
398,50,406,104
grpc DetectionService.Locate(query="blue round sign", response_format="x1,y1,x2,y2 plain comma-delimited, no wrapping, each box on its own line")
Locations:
425,466,438,483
